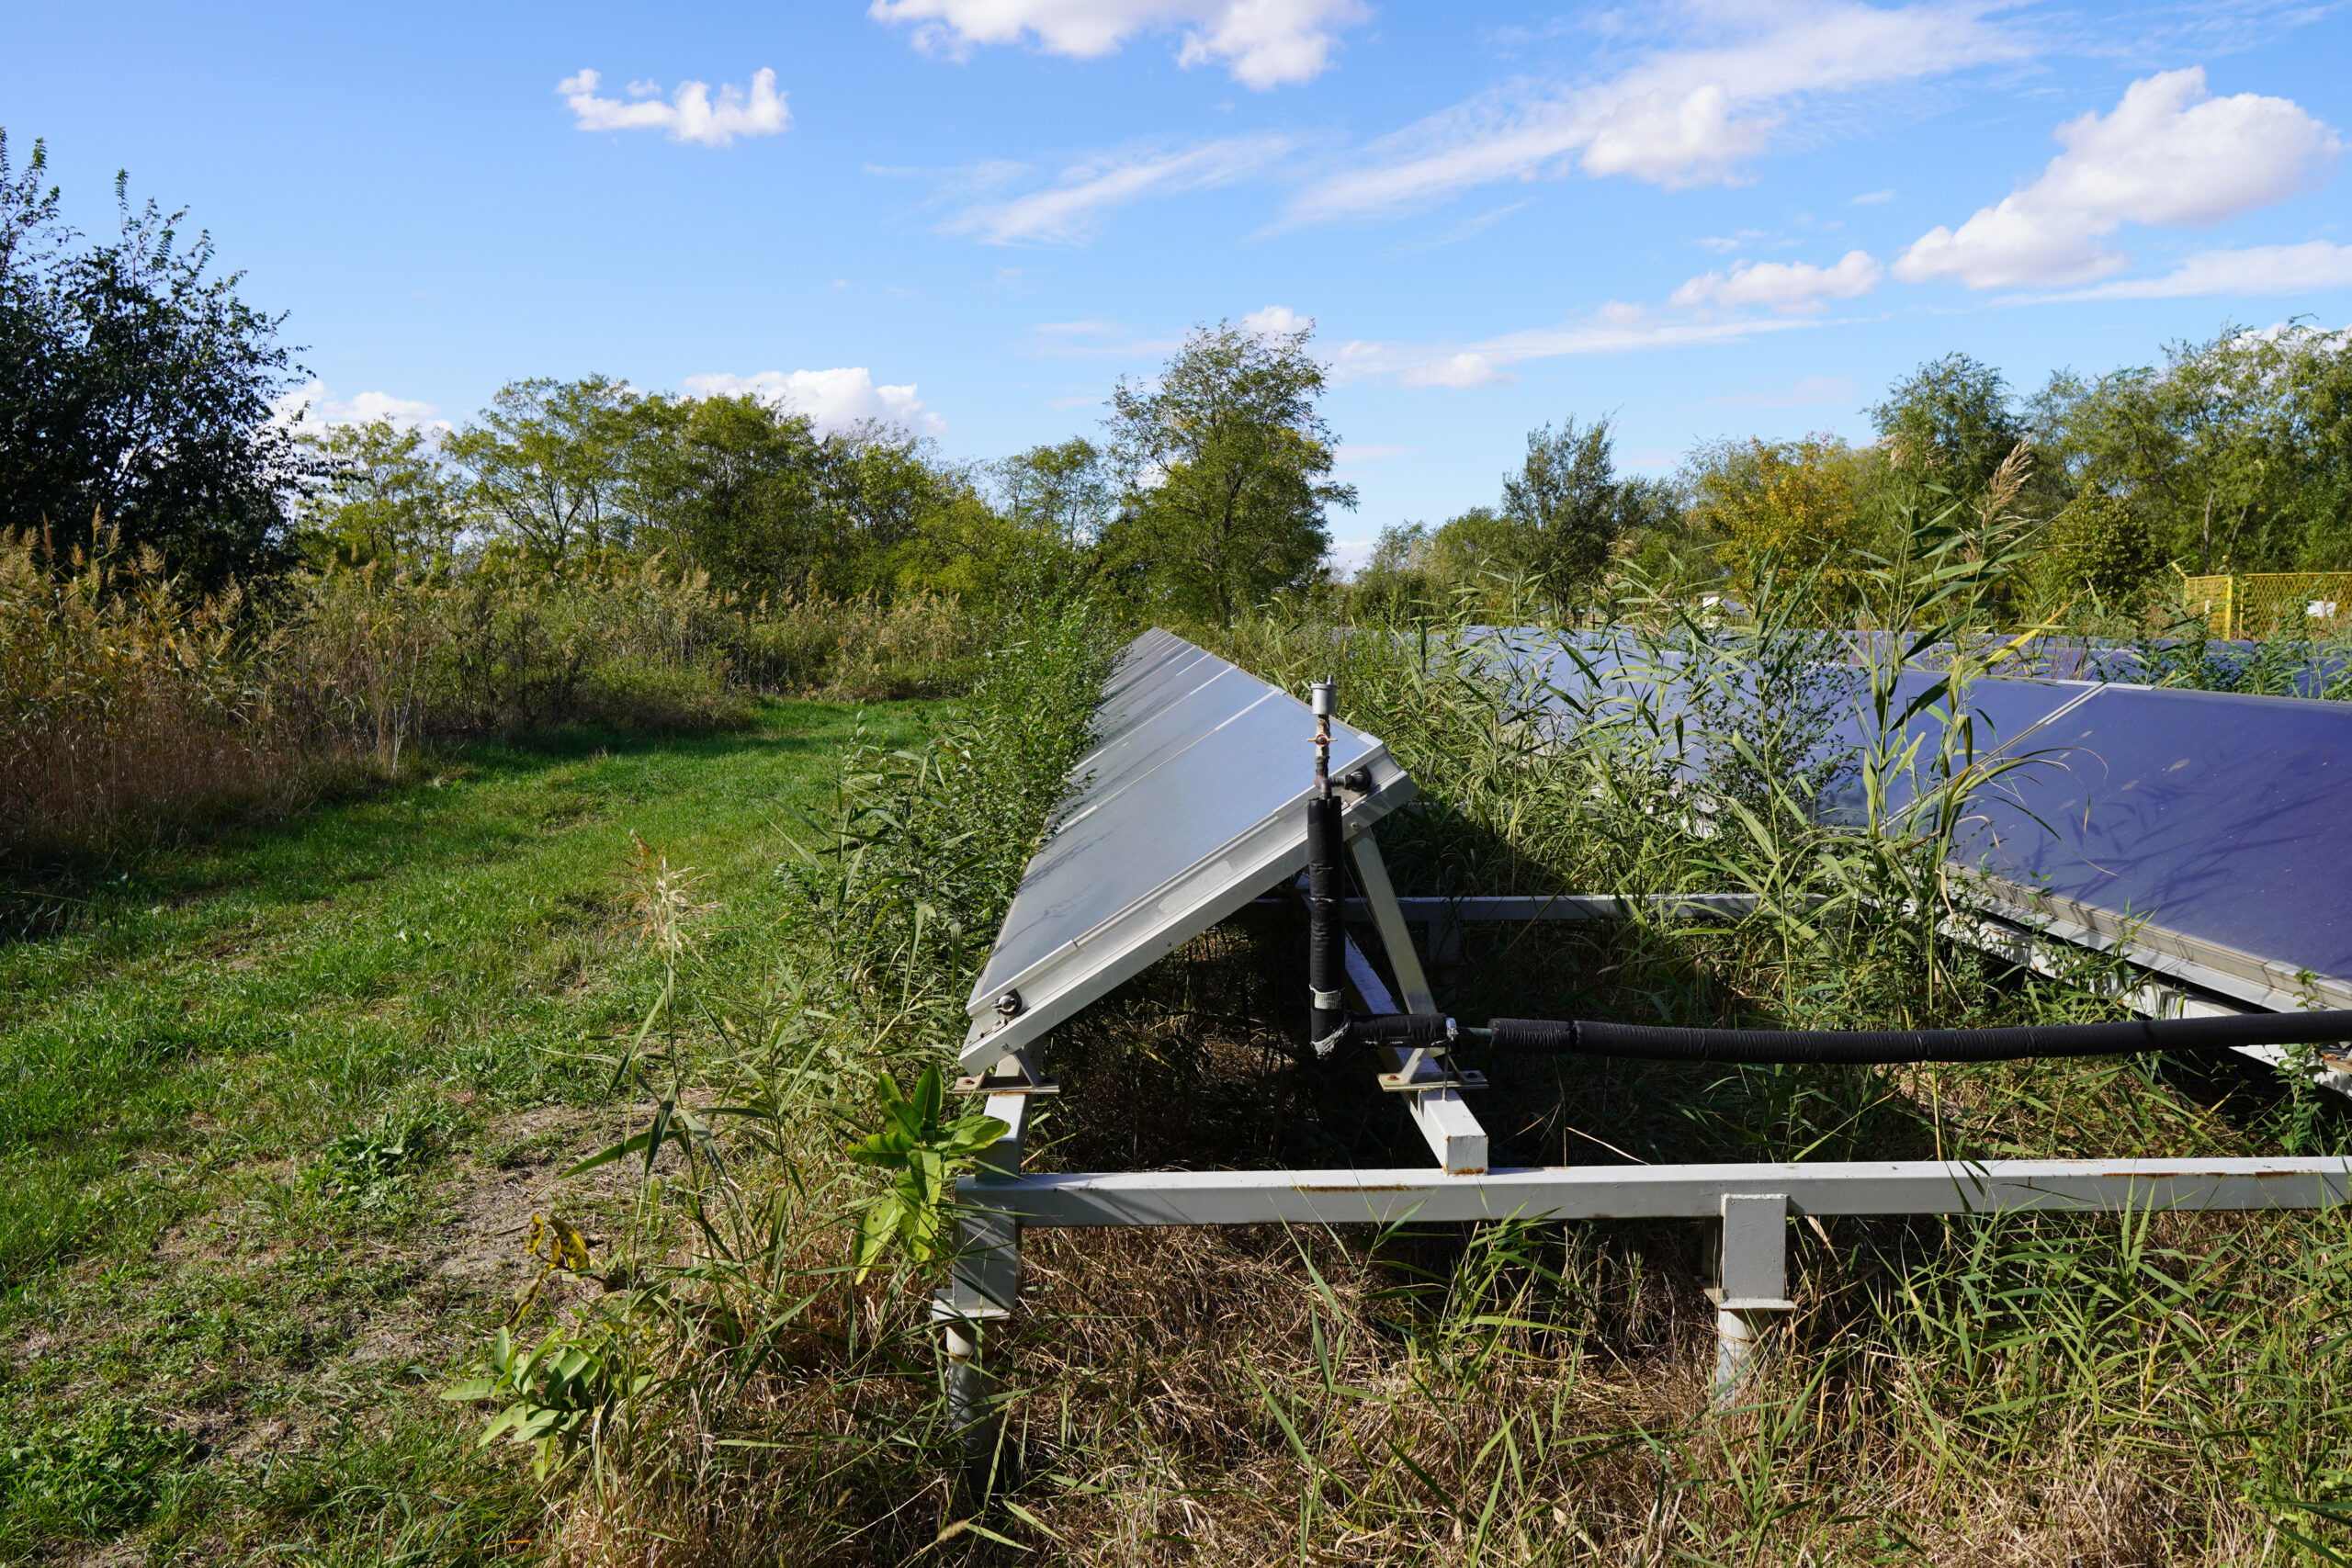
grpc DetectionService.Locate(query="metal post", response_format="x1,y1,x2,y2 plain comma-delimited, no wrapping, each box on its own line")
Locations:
1706,1192,1793,1410
936,1079,1028,1503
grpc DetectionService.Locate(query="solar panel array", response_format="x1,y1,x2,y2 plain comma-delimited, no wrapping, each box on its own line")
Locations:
1507,626,2352,1009
961,628,1418,1070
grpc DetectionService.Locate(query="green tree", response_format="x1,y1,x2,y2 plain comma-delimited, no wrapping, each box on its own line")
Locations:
995,437,1112,545
2036,325,2352,573
1689,434,1870,606
2036,488,2161,608
1872,353,2029,496
297,418,459,569
1495,415,1677,604
622,393,829,590
0,133,311,588
1102,320,1354,620
444,377,641,564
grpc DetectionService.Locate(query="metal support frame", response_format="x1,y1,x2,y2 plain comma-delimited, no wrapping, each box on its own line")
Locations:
935,1072,1030,1502
1344,832,1488,1174
952,1155,2352,1417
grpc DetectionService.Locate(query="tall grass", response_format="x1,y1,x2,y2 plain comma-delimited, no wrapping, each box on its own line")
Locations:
0,533,997,863
440,542,2352,1563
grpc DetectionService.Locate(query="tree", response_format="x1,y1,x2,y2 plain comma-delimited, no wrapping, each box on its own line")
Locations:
1690,434,1869,605
297,418,459,569
2037,488,2160,607
1494,415,1678,604
0,132,312,588
1102,320,1354,620
1872,353,2029,495
623,393,829,590
995,438,1112,545
444,377,641,563
2035,326,2352,573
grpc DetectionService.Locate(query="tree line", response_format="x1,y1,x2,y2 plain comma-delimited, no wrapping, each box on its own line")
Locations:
7,130,2351,628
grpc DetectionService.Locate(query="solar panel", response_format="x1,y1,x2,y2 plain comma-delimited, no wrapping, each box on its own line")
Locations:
1501,625,2352,1006
1956,683,2352,1001
961,628,1418,1070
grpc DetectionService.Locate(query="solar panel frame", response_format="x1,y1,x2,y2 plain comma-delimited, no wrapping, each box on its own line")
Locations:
961,629,1417,1071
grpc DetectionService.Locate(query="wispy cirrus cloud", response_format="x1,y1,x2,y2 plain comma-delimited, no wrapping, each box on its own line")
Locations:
867,0,1370,88
944,133,1298,244
1329,300,1826,389
1284,0,2028,226
558,67,790,146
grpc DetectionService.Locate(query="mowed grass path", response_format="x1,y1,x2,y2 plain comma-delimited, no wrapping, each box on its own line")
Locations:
0,700,928,1561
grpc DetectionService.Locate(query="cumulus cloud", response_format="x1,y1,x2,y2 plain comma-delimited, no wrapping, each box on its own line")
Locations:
1670,249,1883,312
559,67,790,146
273,381,451,435
1894,69,2341,288
2044,240,2352,301
867,0,1370,88
681,367,944,436
1241,304,1313,336
1287,1,2027,223
945,134,1295,243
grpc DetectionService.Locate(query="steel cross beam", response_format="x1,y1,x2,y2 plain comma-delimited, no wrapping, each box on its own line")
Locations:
947,1155,2352,1418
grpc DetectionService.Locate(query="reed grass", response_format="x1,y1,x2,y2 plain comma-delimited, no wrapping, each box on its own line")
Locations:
0,533,996,865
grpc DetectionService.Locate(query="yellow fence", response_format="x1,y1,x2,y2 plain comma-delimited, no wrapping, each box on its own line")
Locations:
2181,573,2352,639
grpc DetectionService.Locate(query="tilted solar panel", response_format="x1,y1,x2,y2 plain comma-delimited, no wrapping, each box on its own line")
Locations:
1957,683,2352,1002
961,628,1417,1071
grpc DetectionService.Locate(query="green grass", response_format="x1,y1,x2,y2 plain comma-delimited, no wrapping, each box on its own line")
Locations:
0,699,932,1561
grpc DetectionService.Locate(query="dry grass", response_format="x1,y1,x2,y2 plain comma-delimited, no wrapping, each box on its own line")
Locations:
0,535,999,865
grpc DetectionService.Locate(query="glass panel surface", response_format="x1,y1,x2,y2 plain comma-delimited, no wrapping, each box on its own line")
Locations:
970,633,1390,1009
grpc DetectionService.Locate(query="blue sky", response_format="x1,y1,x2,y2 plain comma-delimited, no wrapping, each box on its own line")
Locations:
7,1,2348,566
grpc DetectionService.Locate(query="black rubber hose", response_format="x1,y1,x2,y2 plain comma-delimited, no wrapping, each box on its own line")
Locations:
1487,1010,2352,1065
1306,795,1347,1052
1344,1012,1455,1050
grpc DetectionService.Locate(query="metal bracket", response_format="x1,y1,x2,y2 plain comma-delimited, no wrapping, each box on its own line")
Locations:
954,1048,1061,1097
1376,1044,1487,1093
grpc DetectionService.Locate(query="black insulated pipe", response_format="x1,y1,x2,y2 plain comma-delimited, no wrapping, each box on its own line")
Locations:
1486,1010,2352,1065
1342,1011,1456,1051
1306,795,1347,1054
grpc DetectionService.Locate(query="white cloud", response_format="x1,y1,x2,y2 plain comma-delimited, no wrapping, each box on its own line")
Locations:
1700,374,1856,408
681,367,944,436
1331,303,1819,389
946,134,1295,243
1670,248,1883,312
1286,1,2027,223
558,67,790,147
1242,304,1313,336
1333,443,1414,463
273,381,451,436
1894,69,2341,288
2044,241,2352,301
867,0,1370,88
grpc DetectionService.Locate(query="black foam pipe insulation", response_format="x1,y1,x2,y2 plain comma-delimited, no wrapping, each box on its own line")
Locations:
1482,1011,2352,1066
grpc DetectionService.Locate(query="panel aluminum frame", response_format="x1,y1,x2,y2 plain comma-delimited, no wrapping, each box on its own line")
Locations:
960,629,1417,1070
